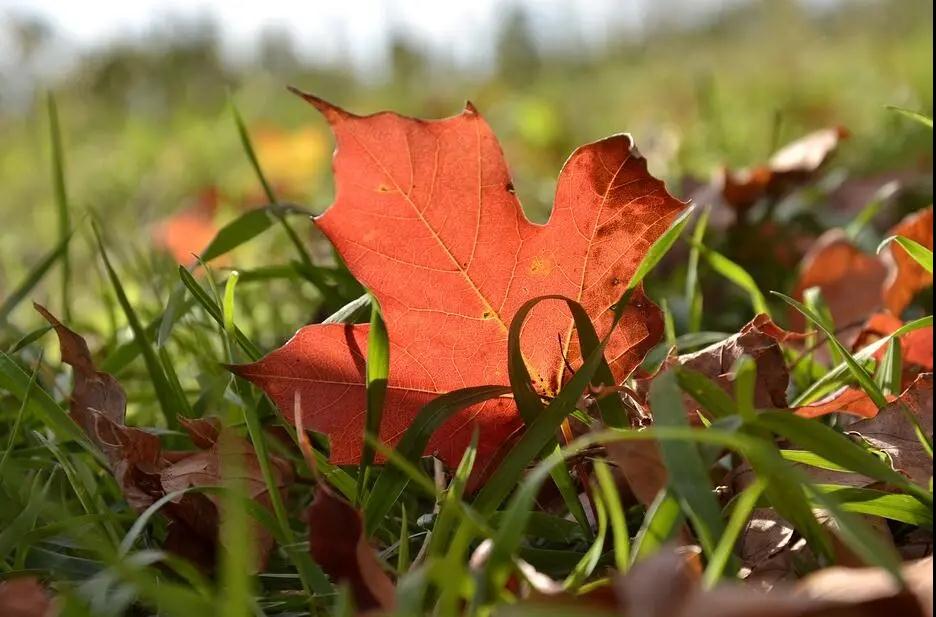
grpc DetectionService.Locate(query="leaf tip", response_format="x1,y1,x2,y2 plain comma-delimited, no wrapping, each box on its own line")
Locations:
287,86,348,124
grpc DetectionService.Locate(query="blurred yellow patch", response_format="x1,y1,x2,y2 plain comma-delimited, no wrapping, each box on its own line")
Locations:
252,125,328,197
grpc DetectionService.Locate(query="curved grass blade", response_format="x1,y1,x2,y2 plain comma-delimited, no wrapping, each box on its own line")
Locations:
230,97,313,270
363,385,511,536
92,222,182,429
755,411,932,506
877,235,933,274
813,485,933,527
685,205,710,333
774,292,886,408
886,105,934,129
632,489,684,563
793,315,932,405
692,241,769,316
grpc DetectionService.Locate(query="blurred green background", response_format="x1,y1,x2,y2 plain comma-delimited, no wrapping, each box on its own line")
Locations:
0,0,932,355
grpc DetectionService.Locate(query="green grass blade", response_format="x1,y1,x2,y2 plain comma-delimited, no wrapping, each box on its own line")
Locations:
805,484,904,582
886,105,934,128
634,490,685,564
0,231,74,325
792,315,932,405
703,478,766,588
593,459,630,572
676,368,738,419
47,93,71,321
178,266,263,360
875,338,903,396
626,204,695,290
812,485,932,527
92,223,182,429
0,352,94,454
428,430,478,557
363,385,511,536
357,299,390,504
649,369,726,558
563,488,607,590
0,352,42,477
685,205,710,333
230,97,314,271
774,292,887,408
201,207,275,262
878,235,933,274
692,241,770,316
756,411,932,506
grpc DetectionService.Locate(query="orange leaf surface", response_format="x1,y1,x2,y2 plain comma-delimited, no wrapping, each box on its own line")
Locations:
232,92,685,471
883,205,934,316
151,186,222,266
791,230,888,337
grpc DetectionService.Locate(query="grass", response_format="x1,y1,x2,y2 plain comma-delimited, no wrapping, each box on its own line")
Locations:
0,3,933,615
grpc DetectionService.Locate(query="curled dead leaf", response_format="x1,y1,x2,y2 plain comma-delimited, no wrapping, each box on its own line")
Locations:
307,485,395,613
36,305,290,572
721,127,848,213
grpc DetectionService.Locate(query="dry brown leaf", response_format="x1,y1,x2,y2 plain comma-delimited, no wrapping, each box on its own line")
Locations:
796,556,932,617
606,437,669,507
614,545,702,617
34,303,126,430
721,127,848,213
846,373,934,486
883,206,934,316
307,485,396,614
676,314,791,415
0,578,56,617
738,509,801,591
36,305,291,572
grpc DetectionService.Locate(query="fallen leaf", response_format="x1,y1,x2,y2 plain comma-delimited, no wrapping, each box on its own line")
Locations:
36,306,290,572
795,387,883,420
0,577,56,617
855,313,933,372
232,93,684,475
721,127,848,212
675,314,791,415
33,303,126,430
606,437,669,507
307,485,396,613
152,186,222,266
791,231,888,339
846,373,933,486
738,509,800,591
883,206,934,316
614,545,703,617
796,556,932,617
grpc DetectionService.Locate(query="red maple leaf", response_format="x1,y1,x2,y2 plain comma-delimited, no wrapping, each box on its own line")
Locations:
232,91,685,472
